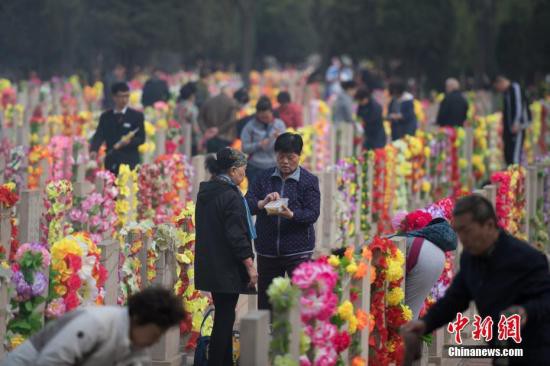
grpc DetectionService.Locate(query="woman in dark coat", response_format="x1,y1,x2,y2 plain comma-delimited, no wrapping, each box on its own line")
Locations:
387,80,418,140
195,147,257,366
355,87,386,150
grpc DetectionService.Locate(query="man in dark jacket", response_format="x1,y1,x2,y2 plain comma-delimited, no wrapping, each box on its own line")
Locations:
245,133,321,312
494,76,532,165
90,82,145,175
355,87,386,150
198,86,240,153
402,195,550,365
436,78,469,127
141,68,170,107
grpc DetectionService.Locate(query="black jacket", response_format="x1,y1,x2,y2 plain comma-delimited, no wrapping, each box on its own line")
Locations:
358,100,386,150
503,82,531,133
194,179,254,294
90,108,145,174
422,231,550,364
436,90,468,127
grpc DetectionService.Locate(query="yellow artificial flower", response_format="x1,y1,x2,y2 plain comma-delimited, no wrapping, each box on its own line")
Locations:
346,261,358,274
401,304,413,321
386,259,404,282
9,334,26,350
337,300,354,321
328,255,341,267
458,159,468,169
54,284,68,297
5,182,16,191
348,315,358,334
421,180,431,193
386,287,405,306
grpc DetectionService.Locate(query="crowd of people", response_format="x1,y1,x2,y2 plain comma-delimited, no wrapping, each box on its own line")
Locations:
3,57,547,366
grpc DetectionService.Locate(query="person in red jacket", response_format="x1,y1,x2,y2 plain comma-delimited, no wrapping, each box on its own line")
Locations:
276,91,303,129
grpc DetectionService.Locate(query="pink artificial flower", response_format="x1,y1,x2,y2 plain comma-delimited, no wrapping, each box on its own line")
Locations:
292,262,320,289
300,356,312,366
310,322,337,348
392,210,408,231
46,298,66,318
314,346,338,366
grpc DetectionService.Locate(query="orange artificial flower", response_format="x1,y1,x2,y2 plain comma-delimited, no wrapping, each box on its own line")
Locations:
351,356,366,366
369,266,377,284
356,309,369,331
344,245,355,260
353,261,368,279
361,246,372,261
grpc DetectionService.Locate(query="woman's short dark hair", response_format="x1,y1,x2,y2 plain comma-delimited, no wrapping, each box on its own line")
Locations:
389,80,405,96
111,82,130,95
274,133,303,155
128,287,186,329
205,147,247,175
256,96,272,112
178,82,197,101
277,91,291,104
453,194,498,225
234,88,250,105
341,80,357,91
354,87,371,101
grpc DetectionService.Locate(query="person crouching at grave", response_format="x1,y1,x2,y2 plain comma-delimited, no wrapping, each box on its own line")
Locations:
401,195,550,365
90,82,146,175
390,214,457,319
2,287,186,366
245,133,321,313
194,147,258,366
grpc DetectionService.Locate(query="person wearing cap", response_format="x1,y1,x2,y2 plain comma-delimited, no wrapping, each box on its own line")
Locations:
402,195,550,365
90,82,145,175
194,147,258,366
245,133,321,313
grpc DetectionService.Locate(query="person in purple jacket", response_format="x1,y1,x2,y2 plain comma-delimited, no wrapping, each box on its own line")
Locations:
245,132,321,312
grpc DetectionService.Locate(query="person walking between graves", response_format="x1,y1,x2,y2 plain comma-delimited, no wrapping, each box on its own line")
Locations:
240,96,287,186
175,82,201,155
401,195,550,365
2,287,186,366
332,81,357,124
494,76,532,166
355,87,386,150
198,85,240,153
387,80,417,140
436,78,469,127
246,133,321,313
141,67,170,107
194,147,258,366
90,82,146,175
276,91,303,129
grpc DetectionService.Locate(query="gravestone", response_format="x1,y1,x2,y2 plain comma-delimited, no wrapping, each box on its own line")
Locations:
98,239,120,306
239,310,270,366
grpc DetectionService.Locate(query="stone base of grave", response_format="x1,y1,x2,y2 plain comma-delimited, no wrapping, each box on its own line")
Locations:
151,354,182,366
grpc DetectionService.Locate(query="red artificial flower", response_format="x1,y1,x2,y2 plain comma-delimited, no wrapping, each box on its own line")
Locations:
403,210,433,231
0,186,19,208
66,273,82,291
65,253,82,272
334,331,351,352
65,291,80,310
